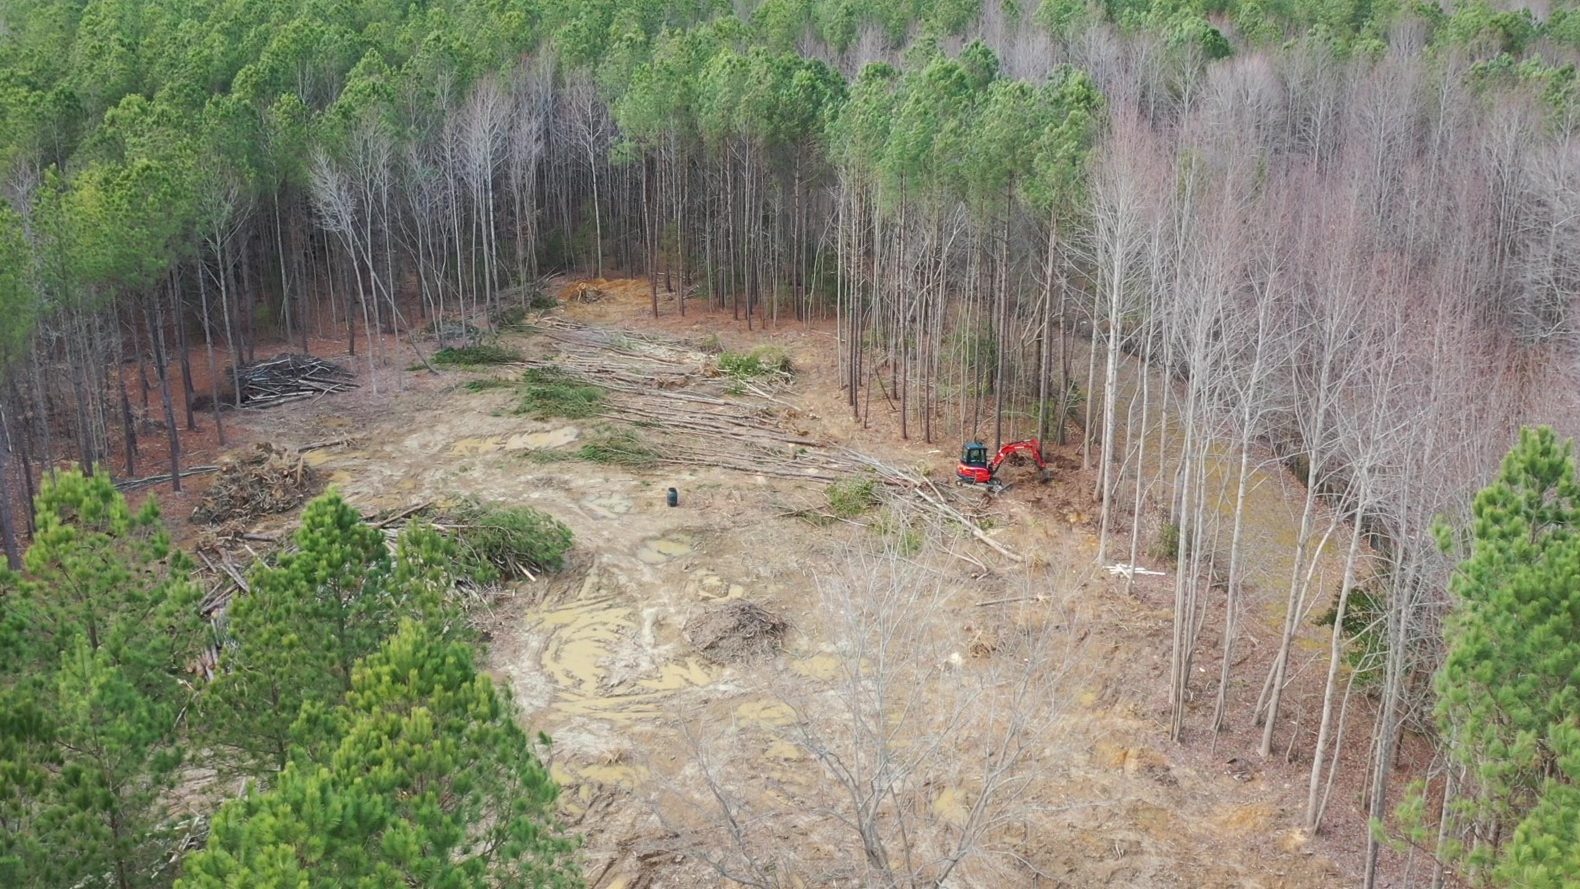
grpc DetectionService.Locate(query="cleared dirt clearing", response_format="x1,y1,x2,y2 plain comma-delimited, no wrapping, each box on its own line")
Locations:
230,286,1352,887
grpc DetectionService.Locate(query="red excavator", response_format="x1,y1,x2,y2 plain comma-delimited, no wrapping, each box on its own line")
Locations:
956,439,1052,492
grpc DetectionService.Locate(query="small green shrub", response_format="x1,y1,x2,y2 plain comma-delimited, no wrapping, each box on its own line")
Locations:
495,305,531,331
434,344,522,366
523,427,657,468
1316,577,1387,684
872,508,925,556
529,288,558,311
446,500,574,580
718,347,793,380
1152,521,1181,561
516,367,605,419
826,478,880,518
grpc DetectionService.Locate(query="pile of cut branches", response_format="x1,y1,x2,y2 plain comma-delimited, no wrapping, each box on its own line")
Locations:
686,601,788,663
229,354,356,408
432,499,574,583
192,443,322,526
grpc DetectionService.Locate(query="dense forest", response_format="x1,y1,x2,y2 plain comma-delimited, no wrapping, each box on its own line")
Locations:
2,0,1579,885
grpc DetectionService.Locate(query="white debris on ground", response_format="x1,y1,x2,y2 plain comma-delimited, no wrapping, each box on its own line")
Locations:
1106,563,1167,578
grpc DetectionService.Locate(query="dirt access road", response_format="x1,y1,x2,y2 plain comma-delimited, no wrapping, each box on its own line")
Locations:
237,278,1352,888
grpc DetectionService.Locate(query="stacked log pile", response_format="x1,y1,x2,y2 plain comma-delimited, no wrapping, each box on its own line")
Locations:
228,354,356,408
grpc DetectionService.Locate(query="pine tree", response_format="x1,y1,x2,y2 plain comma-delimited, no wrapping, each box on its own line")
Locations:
1496,728,1580,888
12,469,203,678
0,470,201,889
1433,426,1580,882
200,492,417,776
42,639,185,889
179,620,580,888
0,622,48,885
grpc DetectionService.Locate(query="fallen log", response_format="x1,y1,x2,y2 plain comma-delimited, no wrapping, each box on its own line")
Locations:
115,466,221,491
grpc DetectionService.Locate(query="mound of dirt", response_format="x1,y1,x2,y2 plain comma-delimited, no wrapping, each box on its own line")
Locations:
193,443,322,526
558,277,654,304
685,601,787,664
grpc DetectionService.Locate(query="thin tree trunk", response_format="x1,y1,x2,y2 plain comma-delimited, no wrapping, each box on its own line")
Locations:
218,241,243,406
145,295,182,493
198,261,226,446
1306,511,1366,829
1213,444,1254,732
119,360,137,477
172,271,197,431
1262,456,1323,757
0,396,20,568
1096,242,1125,563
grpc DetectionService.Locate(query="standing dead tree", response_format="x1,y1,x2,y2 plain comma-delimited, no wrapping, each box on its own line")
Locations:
506,57,553,287
460,74,510,312
564,73,611,278
1089,111,1159,566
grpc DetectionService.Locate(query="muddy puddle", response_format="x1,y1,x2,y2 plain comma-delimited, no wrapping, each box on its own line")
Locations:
788,652,840,680
580,493,633,519
635,535,693,564
450,426,581,456
530,595,716,722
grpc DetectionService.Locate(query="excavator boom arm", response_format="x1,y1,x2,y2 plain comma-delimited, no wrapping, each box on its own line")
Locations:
989,439,1048,472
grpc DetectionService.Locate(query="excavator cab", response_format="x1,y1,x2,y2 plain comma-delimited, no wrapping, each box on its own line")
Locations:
957,441,995,485
961,442,990,468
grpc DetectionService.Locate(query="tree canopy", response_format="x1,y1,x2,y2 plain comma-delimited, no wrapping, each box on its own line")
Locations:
1434,427,1580,886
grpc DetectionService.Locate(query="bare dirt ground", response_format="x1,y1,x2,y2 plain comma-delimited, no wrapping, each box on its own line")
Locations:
201,279,1366,887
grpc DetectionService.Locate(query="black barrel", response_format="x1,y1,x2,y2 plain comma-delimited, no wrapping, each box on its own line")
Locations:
666,487,679,507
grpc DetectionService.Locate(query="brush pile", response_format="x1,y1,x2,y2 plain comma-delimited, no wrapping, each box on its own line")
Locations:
686,601,788,664
192,443,322,526
230,354,355,408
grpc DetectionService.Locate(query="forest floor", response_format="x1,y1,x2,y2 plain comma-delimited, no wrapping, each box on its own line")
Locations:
165,277,1388,887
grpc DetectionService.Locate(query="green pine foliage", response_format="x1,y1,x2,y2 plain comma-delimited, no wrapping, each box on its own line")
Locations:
445,499,576,581
717,346,794,379
0,475,580,885
1431,427,1580,885
178,620,579,889
572,426,660,466
433,343,523,366
11,469,204,678
0,470,202,888
200,492,464,776
826,477,880,517
514,367,607,419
